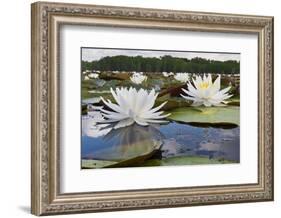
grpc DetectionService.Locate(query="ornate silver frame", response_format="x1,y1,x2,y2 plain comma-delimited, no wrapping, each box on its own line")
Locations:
31,1,274,215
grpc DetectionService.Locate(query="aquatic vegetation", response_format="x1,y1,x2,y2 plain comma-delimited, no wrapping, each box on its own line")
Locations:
99,87,170,129
130,72,147,84
174,72,190,83
81,49,241,169
88,73,99,79
168,106,239,126
181,74,232,106
82,121,240,168
84,124,163,163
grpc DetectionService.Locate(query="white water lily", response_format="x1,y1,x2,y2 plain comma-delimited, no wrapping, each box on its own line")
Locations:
84,76,90,80
99,87,170,129
88,73,99,79
174,73,190,83
163,72,174,77
181,74,233,107
130,73,147,84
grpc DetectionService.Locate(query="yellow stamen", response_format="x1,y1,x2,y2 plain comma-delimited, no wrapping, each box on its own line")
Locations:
199,82,209,89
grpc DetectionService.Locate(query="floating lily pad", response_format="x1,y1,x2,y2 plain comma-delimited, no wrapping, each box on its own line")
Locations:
141,156,236,166
81,148,162,169
103,149,162,168
82,159,118,169
168,106,239,126
82,155,236,168
226,98,240,106
81,124,164,168
156,97,191,111
90,138,162,162
82,97,101,105
81,149,160,169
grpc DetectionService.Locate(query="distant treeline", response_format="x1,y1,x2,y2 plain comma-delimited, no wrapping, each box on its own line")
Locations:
82,55,240,74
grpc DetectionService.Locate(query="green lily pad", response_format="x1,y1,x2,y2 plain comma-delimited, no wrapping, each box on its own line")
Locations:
141,156,236,166
81,124,164,169
81,147,162,169
82,155,236,168
81,159,118,169
156,97,191,111
226,98,240,106
168,106,239,126
81,147,160,169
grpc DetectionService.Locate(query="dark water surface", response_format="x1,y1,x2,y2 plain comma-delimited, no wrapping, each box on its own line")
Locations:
81,114,240,168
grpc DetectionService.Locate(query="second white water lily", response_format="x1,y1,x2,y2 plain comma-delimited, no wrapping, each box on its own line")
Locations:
174,72,190,83
181,74,232,107
99,87,170,129
130,72,147,84
88,73,99,79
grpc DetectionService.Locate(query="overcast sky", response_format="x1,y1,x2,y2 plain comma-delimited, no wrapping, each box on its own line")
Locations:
82,48,240,62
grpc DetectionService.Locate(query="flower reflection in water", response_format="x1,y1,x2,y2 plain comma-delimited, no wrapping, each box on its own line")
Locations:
82,120,164,162
82,112,240,167
82,110,112,138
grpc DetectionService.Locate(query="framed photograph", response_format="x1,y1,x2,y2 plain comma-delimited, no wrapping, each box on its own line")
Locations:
31,1,274,215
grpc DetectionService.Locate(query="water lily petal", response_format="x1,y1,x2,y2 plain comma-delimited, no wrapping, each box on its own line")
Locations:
113,118,135,129
140,90,158,112
203,100,212,107
217,86,231,95
134,88,147,113
134,118,149,126
207,74,212,84
110,88,122,106
101,111,127,120
211,75,221,94
186,83,198,96
182,88,197,98
150,100,167,112
142,113,170,120
142,119,170,124
180,94,196,101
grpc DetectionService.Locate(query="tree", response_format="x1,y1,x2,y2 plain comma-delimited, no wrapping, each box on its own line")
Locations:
82,55,240,74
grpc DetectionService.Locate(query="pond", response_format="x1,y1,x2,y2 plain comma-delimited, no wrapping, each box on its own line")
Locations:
81,114,240,169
